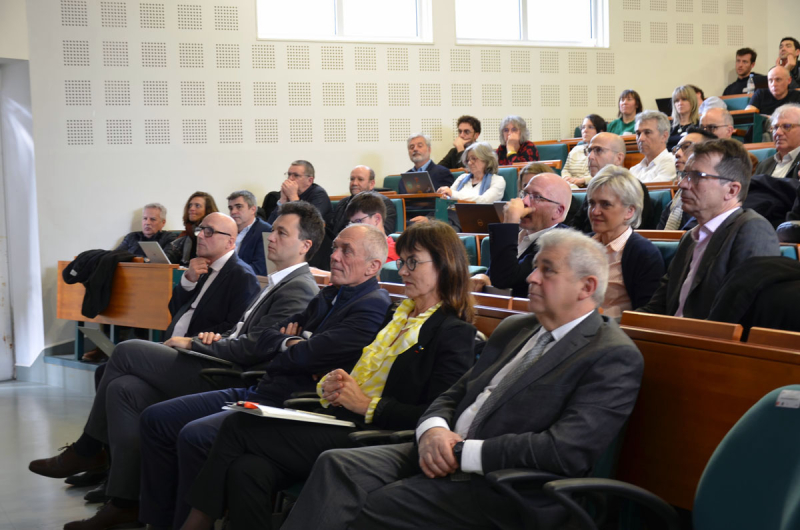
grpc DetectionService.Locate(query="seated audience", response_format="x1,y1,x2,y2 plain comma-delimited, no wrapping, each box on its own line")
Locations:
439,115,481,169
658,127,717,230
746,66,800,115
607,89,642,135
495,115,539,165
753,103,800,178
776,37,800,87
398,133,454,193
587,166,665,317
488,173,571,297
115,202,176,257
166,192,219,266
29,212,264,530
280,229,644,530
563,114,607,188
438,142,506,203
227,190,271,276
329,165,397,237
700,107,735,139
137,224,392,530
724,47,767,96
668,85,700,149
267,160,331,226
631,110,677,183
639,139,781,318
345,191,400,261
179,221,478,530
517,162,555,193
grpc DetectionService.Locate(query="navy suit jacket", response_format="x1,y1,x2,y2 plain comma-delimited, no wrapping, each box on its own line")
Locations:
236,218,272,276
398,162,455,193
165,254,261,339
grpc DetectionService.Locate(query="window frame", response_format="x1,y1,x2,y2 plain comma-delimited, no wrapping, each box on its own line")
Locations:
255,0,434,44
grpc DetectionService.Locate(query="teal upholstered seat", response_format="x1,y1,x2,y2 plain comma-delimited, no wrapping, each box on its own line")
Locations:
750,148,776,162
780,245,798,260
723,95,750,111
653,240,679,269
480,236,491,268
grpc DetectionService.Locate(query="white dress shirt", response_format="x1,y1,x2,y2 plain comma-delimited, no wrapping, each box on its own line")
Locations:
235,218,256,251
630,149,677,184
416,310,594,475
171,249,235,338
770,146,800,179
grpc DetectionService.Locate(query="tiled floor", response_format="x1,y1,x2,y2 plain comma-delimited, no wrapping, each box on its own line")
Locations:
0,381,145,530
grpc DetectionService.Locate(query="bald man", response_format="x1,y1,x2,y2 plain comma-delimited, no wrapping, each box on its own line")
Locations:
747,66,800,115
487,173,573,297
30,212,262,529
700,107,735,139
329,165,397,237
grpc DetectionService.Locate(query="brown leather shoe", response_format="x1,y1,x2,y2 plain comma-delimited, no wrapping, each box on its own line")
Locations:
63,502,139,530
29,444,108,479
81,348,109,363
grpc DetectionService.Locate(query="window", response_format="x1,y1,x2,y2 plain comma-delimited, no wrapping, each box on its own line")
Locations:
455,0,608,48
256,0,432,43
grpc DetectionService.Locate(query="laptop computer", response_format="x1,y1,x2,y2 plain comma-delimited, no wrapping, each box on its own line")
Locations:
139,241,172,264
655,97,673,116
454,202,506,233
400,172,436,194
78,326,117,356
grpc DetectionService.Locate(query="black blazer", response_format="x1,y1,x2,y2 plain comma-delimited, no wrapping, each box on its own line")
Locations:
166,254,261,339
398,162,455,193
236,218,272,276
619,231,666,309
332,307,477,431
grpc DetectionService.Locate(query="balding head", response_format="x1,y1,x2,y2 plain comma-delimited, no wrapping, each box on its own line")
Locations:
519,173,572,232
587,132,626,177
768,66,792,100
349,165,375,195
195,212,237,262
330,224,387,287
700,107,734,139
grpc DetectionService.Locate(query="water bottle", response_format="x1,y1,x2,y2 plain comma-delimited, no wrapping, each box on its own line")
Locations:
746,73,755,95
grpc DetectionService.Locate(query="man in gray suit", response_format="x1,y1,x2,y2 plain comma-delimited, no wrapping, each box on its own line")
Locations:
753,103,800,178
282,228,644,530
30,202,324,530
639,139,781,319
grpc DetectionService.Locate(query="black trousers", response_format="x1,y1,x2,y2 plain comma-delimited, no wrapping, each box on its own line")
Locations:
186,411,355,529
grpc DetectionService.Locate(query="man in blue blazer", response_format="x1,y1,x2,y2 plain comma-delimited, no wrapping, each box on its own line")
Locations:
398,133,455,193
227,190,272,276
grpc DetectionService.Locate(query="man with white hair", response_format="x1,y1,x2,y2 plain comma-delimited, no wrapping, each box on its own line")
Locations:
398,133,454,193
630,110,677,183
115,203,177,256
753,103,800,178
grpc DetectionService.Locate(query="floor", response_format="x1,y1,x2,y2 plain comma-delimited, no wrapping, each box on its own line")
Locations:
0,380,146,530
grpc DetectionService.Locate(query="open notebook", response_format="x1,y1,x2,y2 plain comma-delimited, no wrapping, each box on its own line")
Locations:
223,401,356,428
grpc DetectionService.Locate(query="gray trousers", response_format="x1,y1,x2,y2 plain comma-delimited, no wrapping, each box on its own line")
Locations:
82,339,238,500
281,442,539,530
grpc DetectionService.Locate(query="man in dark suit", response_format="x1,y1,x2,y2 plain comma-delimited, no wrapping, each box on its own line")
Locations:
753,104,800,178
29,206,323,530
488,172,573,297
282,228,644,530
639,139,781,318
399,133,454,193
227,190,272,276
136,224,393,530
328,165,397,237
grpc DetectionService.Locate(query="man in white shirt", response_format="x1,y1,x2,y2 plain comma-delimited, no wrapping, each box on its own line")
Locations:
630,110,677,183
226,190,272,276
753,103,800,178
639,139,780,318
281,229,644,530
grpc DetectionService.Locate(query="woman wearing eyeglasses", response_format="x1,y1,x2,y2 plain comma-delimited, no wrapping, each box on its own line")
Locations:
563,114,607,188
179,221,477,530
495,115,539,165
437,142,506,203
668,85,700,150
165,191,220,266
587,166,665,318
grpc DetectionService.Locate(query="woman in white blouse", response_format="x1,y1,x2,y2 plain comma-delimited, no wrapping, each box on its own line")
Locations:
437,142,506,203
563,114,607,188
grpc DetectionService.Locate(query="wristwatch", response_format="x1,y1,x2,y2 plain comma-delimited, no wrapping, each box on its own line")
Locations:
452,441,465,466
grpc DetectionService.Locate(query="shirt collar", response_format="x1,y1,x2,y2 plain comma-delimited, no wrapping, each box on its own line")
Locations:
595,226,633,252
692,207,740,243
545,310,595,342
209,249,235,271
415,159,433,172
518,223,558,244
269,262,306,287
775,145,800,164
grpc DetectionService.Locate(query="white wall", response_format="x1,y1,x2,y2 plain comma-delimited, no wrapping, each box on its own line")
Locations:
15,0,795,353
0,0,29,61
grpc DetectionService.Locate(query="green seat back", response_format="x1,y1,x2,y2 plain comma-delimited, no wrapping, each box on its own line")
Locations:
653,240,679,269
390,199,404,232
536,143,569,175
379,261,401,283
331,199,339,209
572,191,587,212
693,385,800,530
648,190,673,227
780,245,798,260
751,148,776,162
497,167,519,200
724,96,750,111
383,175,402,192
459,235,479,266
468,265,488,275
480,236,491,267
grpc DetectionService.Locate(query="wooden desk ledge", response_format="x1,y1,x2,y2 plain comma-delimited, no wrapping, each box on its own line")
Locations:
620,310,743,341
636,230,685,241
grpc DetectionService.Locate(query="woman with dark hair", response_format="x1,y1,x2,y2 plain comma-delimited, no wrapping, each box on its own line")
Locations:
166,191,219,266
563,114,607,187
179,221,477,530
608,89,642,135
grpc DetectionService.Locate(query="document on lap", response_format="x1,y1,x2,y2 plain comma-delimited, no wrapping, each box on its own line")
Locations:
171,346,234,366
223,402,356,428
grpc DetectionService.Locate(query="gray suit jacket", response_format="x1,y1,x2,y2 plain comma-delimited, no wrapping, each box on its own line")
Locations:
420,311,643,478
638,208,780,318
189,264,318,368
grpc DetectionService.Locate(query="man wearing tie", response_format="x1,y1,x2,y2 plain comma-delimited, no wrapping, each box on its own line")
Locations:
282,228,644,530
29,206,324,530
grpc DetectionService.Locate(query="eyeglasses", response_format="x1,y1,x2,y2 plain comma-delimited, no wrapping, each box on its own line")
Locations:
194,225,233,238
284,171,307,179
350,213,374,224
584,146,617,157
519,191,561,206
677,170,737,185
771,123,800,133
700,124,729,132
671,141,694,154
396,257,432,272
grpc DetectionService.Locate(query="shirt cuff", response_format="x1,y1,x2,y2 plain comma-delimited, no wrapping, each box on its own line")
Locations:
460,440,484,475
280,336,301,351
415,417,450,443
364,397,381,424
180,274,197,291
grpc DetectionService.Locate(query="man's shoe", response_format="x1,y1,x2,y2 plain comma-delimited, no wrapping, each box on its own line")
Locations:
63,502,139,530
65,470,108,487
84,481,109,504
29,445,108,479
81,348,109,363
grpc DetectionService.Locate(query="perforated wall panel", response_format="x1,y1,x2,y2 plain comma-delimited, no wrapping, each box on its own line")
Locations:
481,50,501,73
101,2,127,28
540,51,559,74
104,81,131,106
727,0,743,15
324,119,346,143
181,81,205,106
355,83,378,106
143,81,168,106
650,0,667,11
182,119,207,144
568,52,587,75
420,84,441,106
702,24,719,45
355,47,377,70
253,82,277,106
63,40,90,66
482,84,502,106
451,84,472,107
510,50,530,73
676,0,693,13
357,119,379,142
597,85,617,108
321,46,344,70
597,52,614,75
216,44,240,68
289,119,313,143
388,83,410,106
677,23,694,44
623,21,642,43
623,0,641,9
421,119,442,142
727,25,744,46
450,49,471,72
178,4,203,30
569,85,588,108
702,0,718,14
389,119,411,142
214,6,238,30
140,3,165,29
144,119,170,144
217,82,241,106
288,82,311,106
103,41,129,67
65,81,91,106
252,45,275,69
141,42,167,67
419,49,440,72
322,83,345,106
287,45,310,70
219,119,243,143
67,119,93,145
651,22,668,44
387,48,409,71
179,43,204,68
61,0,88,27
541,118,561,141
106,120,132,144
541,85,560,107
255,119,279,143
511,85,531,107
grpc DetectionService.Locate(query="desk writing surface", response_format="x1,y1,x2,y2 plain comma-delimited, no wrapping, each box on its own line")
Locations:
57,261,177,330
